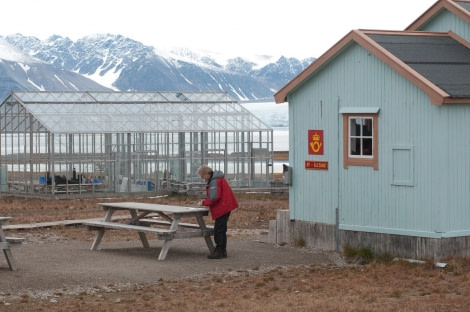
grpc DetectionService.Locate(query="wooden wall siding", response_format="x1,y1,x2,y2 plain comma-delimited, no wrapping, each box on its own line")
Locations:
428,6,470,235
438,107,470,234
288,66,341,225
288,43,470,238
419,10,470,42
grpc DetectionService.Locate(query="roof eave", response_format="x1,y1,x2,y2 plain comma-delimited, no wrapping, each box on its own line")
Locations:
275,29,457,106
274,31,357,104
355,30,453,106
406,0,470,31
442,97,470,104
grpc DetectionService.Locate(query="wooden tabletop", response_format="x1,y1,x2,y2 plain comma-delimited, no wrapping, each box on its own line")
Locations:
97,202,209,214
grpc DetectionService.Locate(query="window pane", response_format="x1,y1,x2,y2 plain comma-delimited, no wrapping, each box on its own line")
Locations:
362,138,372,155
363,119,373,136
350,118,360,136
350,138,359,155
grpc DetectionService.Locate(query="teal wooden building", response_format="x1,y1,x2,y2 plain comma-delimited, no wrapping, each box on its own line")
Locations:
274,0,470,260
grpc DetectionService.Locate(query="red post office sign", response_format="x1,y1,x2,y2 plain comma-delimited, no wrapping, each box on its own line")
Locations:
305,160,328,170
308,130,324,155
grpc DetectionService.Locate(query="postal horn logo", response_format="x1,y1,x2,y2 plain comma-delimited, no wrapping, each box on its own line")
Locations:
308,130,324,155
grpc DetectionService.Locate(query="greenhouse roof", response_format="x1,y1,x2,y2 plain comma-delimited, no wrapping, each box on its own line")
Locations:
2,91,271,134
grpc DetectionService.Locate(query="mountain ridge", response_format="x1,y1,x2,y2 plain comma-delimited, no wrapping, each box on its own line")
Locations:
2,33,315,102
0,37,111,99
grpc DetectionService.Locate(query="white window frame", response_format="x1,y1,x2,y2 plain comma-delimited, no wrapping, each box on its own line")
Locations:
348,116,374,158
341,112,378,170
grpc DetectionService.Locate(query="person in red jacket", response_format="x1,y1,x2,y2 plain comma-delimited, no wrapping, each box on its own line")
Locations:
197,165,238,259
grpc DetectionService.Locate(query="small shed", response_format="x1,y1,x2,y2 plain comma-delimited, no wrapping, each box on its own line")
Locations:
0,91,273,195
273,0,470,259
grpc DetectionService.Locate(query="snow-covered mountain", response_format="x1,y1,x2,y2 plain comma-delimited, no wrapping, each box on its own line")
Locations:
3,34,314,104
0,33,316,126
0,38,110,99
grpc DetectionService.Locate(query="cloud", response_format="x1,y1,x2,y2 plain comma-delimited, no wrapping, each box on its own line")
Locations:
0,0,436,59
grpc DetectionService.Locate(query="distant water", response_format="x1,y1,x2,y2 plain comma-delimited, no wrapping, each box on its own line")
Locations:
273,127,289,172
241,102,289,172
273,127,288,151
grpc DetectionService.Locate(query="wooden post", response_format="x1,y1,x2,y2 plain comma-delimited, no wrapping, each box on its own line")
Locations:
276,210,290,245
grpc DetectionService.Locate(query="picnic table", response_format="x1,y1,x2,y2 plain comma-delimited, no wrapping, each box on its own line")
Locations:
83,202,215,260
0,217,25,270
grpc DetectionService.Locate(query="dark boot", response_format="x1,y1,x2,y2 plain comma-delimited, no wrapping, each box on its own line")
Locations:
208,247,224,259
223,249,227,258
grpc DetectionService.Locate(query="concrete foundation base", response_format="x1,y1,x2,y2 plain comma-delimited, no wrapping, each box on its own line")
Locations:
269,211,470,260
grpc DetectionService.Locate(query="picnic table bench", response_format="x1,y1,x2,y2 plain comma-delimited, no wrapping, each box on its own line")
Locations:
0,217,25,270
83,202,214,260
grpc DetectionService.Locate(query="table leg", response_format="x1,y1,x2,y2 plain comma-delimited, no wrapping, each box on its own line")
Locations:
157,216,180,260
90,208,114,250
90,229,105,250
158,240,172,260
1,226,18,270
196,216,215,253
3,249,18,270
129,209,150,248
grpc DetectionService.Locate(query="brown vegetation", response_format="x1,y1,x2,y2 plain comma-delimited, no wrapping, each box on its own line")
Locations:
273,150,288,161
1,193,470,311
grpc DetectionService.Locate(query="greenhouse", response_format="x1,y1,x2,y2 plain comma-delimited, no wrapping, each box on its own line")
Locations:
0,91,274,195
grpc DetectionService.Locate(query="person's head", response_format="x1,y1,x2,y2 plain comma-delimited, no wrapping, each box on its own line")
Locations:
197,165,213,180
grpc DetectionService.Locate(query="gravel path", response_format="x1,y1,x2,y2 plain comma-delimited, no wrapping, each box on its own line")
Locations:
0,233,336,301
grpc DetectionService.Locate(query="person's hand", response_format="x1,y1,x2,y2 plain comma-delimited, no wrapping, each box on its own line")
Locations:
197,200,203,206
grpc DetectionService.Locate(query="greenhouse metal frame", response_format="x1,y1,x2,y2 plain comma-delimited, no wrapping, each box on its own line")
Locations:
0,91,273,195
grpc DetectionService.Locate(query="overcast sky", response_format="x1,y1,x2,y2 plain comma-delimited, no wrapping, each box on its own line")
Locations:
1,0,436,60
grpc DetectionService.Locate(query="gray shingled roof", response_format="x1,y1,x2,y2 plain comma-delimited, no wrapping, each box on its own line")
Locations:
367,34,470,98
455,1,470,12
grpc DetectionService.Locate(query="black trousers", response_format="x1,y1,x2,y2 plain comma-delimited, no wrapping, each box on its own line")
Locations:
213,212,231,250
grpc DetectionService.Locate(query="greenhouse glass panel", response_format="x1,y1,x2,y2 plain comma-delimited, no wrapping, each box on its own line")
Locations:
0,91,274,195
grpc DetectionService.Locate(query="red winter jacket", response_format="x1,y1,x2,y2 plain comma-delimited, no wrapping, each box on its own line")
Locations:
201,170,238,220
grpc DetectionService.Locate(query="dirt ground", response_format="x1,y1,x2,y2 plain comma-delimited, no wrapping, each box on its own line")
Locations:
1,193,470,311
